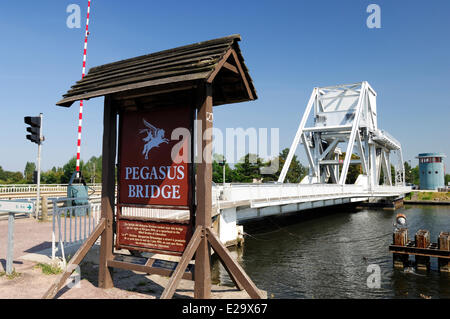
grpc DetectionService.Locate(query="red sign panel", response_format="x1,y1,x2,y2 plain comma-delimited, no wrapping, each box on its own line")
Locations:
117,219,191,253
119,106,191,207
117,105,193,254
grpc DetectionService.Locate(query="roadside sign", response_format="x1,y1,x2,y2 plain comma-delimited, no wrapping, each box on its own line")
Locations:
118,106,192,207
116,105,194,255
1,200,34,275
0,200,34,214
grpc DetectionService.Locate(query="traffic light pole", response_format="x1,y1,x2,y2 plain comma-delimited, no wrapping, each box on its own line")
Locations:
24,113,44,218
35,113,43,219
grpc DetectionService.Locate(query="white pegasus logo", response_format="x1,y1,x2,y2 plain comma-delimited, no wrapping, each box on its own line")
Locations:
139,119,169,160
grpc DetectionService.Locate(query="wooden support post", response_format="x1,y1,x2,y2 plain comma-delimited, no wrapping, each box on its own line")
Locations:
42,218,106,299
415,229,430,271
194,83,213,299
393,228,409,268
438,259,450,273
98,96,117,289
415,256,430,271
161,227,203,299
415,229,430,248
158,83,263,299
438,232,450,273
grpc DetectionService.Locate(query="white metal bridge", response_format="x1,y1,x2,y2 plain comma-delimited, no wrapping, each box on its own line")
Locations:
212,82,411,245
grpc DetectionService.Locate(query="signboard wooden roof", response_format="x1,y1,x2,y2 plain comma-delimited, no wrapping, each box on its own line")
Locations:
46,34,263,300
56,34,257,107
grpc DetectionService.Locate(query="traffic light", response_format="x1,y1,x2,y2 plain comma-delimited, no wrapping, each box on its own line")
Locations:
24,116,41,144
32,170,38,184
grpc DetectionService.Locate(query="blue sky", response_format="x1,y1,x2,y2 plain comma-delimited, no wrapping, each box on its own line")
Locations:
0,0,449,173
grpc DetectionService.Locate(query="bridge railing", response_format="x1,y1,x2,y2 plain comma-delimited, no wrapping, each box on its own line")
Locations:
0,184,102,194
219,183,410,204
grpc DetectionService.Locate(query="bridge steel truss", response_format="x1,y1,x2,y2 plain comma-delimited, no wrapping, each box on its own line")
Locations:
278,82,405,189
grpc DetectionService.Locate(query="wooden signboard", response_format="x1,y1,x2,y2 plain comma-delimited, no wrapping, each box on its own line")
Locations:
47,35,263,300
116,105,194,254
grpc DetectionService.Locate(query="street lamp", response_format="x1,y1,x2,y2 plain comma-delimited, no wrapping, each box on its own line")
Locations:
407,160,413,186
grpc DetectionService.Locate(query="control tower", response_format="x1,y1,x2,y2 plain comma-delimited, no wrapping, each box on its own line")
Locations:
416,153,446,190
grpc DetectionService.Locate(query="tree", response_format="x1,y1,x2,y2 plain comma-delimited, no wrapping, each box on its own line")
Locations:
61,156,84,183
0,166,25,184
82,156,102,183
41,167,64,184
339,153,362,184
445,174,450,186
404,161,412,183
212,154,233,184
404,161,420,185
232,154,264,183
262,148,307,183
24,162,36,183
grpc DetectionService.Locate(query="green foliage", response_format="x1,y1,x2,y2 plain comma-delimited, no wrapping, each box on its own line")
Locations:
339,153,362,184
24,162,36,183
41,166,64,184
262,148,307,183
0,155,103,185
212,149,307,184
418,192,433,201
35,263,62,275
0,269,21,279
212,154,233,184
0,166,24,184
61,157,82,183
232,154,264,183
404,161,420,185
59,155,102,184
82,156,102,183
445,174,450,186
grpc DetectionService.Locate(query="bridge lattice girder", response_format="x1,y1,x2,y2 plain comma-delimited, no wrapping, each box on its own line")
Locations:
279,81,405,188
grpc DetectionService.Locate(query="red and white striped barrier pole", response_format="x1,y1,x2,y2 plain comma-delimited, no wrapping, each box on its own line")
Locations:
75,0,92,179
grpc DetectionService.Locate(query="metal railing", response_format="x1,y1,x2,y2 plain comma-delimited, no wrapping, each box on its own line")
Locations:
51,197,101,263
219,183,411,207
0,183,102,194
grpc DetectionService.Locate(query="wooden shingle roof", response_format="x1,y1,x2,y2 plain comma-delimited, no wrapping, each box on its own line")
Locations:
57,34,257,107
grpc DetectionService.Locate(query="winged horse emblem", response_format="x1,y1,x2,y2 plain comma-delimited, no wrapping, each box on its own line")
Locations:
139,119,169,160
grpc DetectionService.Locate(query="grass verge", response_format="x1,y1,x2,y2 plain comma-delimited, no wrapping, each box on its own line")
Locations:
34,263,63,275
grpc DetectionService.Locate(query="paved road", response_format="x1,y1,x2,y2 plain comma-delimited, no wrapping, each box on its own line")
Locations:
0,217,53,272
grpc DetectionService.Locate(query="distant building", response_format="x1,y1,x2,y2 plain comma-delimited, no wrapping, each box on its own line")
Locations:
416,153,446,190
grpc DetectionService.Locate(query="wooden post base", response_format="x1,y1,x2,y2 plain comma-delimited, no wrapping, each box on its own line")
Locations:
438,258,450,273
415,256,430,271
161,226,263,299
393,253,409,269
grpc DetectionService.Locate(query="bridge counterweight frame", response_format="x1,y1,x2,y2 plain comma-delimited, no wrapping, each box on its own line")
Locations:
278,81,405,189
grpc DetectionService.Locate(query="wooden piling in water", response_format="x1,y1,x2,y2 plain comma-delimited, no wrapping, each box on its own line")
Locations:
393,228,409,268
415,230,431,271
438,232,450,273
389,229,450,273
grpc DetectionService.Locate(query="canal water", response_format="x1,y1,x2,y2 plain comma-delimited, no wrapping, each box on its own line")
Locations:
211,204,450,299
